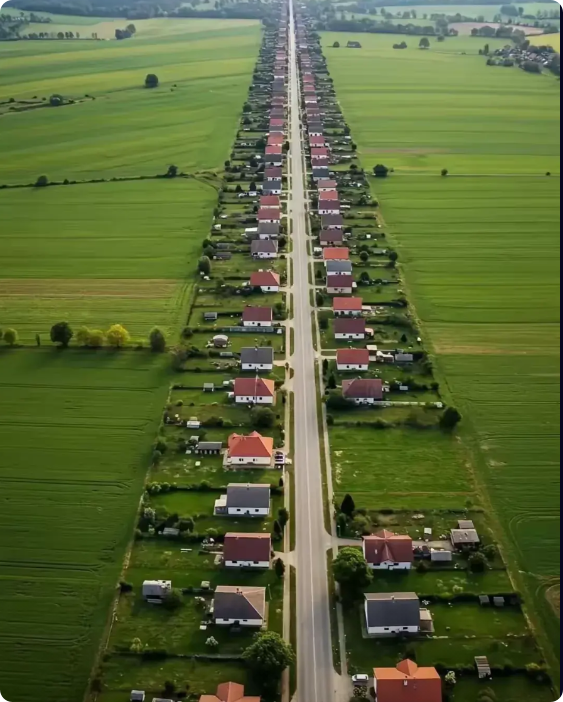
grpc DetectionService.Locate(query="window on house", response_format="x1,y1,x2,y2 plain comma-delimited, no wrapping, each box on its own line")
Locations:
403,627,409,630
384,627,390,631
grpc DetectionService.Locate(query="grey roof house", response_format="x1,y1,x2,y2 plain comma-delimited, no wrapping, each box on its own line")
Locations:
365,592,431,635
241,346,274,370
263,179,283,195
258,222,280,239
450,528,480,549
213,585,266,625
326,260,353,275
215,483,271,516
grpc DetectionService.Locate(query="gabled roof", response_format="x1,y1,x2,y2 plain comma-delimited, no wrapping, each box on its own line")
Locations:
234,377,275,397
264,167,283,178
242,306,273,323
373,660,441,702
336,348,369,365
310,136,325,145
269,120,285,128
226,483,270,508
451,528,480,544
258,208,281,221
323,247,349,261
258,222,280,235
321,214,344,226
267,135,284,146
240,347,274,365
224,533,271,562
327,273,353,288
320,229,343,243
364,530,413,565
343,378,383,399
312,167,330,176
365,592,421,628
250,271,280,287
263,180,282,193
333,296,362,311
260,195,280,207
251,239,278,254
326,260,353,274
311,147,329,157
318,190,339,201
317,179,338,189
265,145,283,155
334,318,365,334
213,586,266,621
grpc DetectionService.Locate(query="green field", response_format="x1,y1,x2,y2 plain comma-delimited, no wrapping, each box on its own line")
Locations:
322,30,560,675
336,2,559,21
0,19,261,182
0,179,216,342
0,349,171,702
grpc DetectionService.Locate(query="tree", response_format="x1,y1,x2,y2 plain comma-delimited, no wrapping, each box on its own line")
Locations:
206,636,219,648
163,681,177,696
340,493,355,517
316,291,325,306
522,60,541,74
35,175,49,187
250,406,275,428
501,3,519,16
50,321,73,348
3,328,18,346
273,519,283,538
145,73,159,88
419,37,430,49
373,164,389,178
126,23,136,34
327,372,337,390
336,512,348,535
130,637,143,653
333,40,340,47
389,251,399,264
87,329,105,348
484,43,490,55
333,547,372,591
198,256,212,276
278,507,289,529
106,324,130,348
441,168,449,177
178,516,195,533
166,164,178,178
35,333,41,347
162,588,183,610
243,632,295,685
274,557,286,578
468,551,488,572
76,326,91,346
437,34,445,42
359,251,369,263
483,543,498,559
49,94,63,107
440,406,462,430
149,327,166,352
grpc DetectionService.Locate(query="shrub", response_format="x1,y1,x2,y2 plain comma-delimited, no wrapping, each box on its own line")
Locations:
145,73,159,88
373,164,390,178
149,327,166,352
35,175,49,187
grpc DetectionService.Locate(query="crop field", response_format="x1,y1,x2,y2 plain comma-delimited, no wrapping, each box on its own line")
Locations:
323,31,560,673
0,19,261,182
335,3,560,21
0,349,171,702
0,179,216,342
531,31,561,50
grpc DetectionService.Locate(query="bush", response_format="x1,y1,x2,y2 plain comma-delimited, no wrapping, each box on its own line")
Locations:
149,327,166,352
145,73,159,88
162,588,183,610
3,328,18,346
119,581,133,593
250,406,276,428
49,93,64,106
441,168,449,177
373,164,390,178
440,406,462,430
468,551,488,572
416,560,430,573
35,175,49,187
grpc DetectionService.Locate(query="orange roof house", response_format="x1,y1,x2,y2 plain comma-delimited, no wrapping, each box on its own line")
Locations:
199,681,261,702
227,432,274,459
323,247,350,261
374,660,442,702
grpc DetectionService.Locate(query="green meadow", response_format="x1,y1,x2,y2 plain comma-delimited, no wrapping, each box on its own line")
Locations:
0,18,261,182
323,31,560,672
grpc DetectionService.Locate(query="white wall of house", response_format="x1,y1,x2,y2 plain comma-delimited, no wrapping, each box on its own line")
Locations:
318,207,340,215
327,286,353,294
264,188,282,195
253,252,277,259
243,320,271,328
364,604,418,635
227,506,269,516
351,397,376,405
235,395,274,404
260,285,279,292
215,617,263,627
242,362,274,371
228,455,271,465
335,310,361,316
335,332,364,340
337,363,368,371
225,560,269,568
259,217,280,224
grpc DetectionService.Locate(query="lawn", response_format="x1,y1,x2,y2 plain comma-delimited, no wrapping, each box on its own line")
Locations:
0,349,171,702
322,30,560,675
0,19,261,182
0,179,216,342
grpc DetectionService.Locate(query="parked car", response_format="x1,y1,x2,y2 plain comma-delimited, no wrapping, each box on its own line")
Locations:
351,674,369,686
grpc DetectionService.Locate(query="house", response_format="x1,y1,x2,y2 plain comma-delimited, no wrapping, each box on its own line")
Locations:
226,427,274,468
323,247,349,262
321,214,344,230
142,580,172,604
260,195,280,209
342,378,383,404
242,306,273,327
450,528,480,550
198,681,261,702
326,260,353,276
249,271,280,292
270,108,285,119
264,154,282,167
304,84,316,94
264,166,282,181
318,200,341,215
265,145,283,157
310,135,326,147
475,656,492,680
267,134,284,147
318,189,339,201
327,273,354,295
269,121,285,135
364,592,424,635
312,166,330,182
223,533,272,568
333,297,363,316
309,127,323,138
262,179,283,196
373,660,442,702
195,441,223,455
458,519,475,529
317,179,338,192
395,353,414,363
334,317,365,339
363,530,413,570
240,346,274,371
130,692,145,702
311,147,329,159
336,348,369,371
319,229,344,246
258,222,280,239
257,208,281,224
233,377,275,404
214,483,271,516
251,239,278,259
204,311,218,322
213,586,266,627
431,548,453,562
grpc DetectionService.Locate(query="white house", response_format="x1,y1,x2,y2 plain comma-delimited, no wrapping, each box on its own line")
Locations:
336,348,369,372
226,431,274,466
240,347,274,371
334,317,366,339
342,378,384,404
364,593,423,636
223,533,271,569
233,377,276,404
142,580,172,604
213,586,266,627
241,306,273,327
214,483,271,517
249,271,280,292
363,530,414,570
251,239,278,259
318,201,341,215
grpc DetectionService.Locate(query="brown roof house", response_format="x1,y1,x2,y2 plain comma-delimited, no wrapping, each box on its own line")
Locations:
363,530,414,570
336,348,369,372
249,270,280,292
213,586,266,627
326,273,354,295
241,306,273,328
223,533,272,569
199,682,261,702
333,296,363,316
342,378,383,404
233,377,276,405
334,317,366,340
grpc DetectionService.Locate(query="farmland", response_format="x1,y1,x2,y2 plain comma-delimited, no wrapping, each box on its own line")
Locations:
322,29,560,674
0,19,261,182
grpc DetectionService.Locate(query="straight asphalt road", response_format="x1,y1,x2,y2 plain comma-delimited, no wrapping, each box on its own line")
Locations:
288,3,336,701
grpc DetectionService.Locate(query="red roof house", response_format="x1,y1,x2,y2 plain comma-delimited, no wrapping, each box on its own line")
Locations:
363,530,414,569
373,660,442,702
311,147,329,158
233,378,276,403
260,195,281,208
323,247,350,261
342,378,383,403
318,189,339,201
199,681,261,702
333,297,363,315
223,533,272,567
242,306,273,325
334,317,366,337
227,432,274,460
249,271,281,290
336,348,370,370
265,145,283,156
